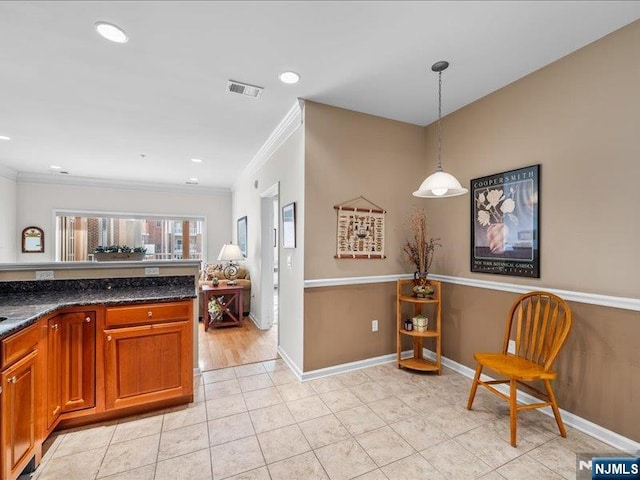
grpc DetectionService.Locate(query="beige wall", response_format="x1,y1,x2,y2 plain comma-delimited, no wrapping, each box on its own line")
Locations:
0,174,17,262
300,20,640,444
304,100,427,279
424,20,640,298
15,181,232,264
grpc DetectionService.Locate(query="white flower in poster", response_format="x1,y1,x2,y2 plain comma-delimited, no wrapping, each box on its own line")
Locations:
477,210,491,227
500,198,515,214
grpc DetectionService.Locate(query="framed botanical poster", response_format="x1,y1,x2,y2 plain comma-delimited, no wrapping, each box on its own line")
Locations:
471,164,540,278
282,202,296,248
237,216,247,257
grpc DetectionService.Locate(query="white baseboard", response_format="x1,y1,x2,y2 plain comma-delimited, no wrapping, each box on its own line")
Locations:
277,346,304,381
193,367,202,376
298,349,640,455
300,353,399,382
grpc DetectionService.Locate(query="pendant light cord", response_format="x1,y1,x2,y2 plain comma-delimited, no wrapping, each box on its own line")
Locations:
436,70,443,172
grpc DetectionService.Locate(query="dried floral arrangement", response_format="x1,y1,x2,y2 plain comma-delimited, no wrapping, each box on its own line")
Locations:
402,207,440,275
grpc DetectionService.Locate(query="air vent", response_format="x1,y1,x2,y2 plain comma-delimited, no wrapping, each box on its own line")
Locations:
226,80,263,98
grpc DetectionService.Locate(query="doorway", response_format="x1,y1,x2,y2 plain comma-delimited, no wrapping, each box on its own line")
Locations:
196,183,280,371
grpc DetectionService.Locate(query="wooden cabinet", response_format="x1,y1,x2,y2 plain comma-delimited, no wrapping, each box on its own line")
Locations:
104,302,193,411
1,325,40,480
396,279,442,374
46,311,96,429
0,299,193,479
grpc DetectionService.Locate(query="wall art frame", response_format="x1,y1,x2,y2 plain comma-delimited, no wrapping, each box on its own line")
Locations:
237,216,247,257
22,226,44,253
282,202,296,249
334,196,386,259
470,164,540,278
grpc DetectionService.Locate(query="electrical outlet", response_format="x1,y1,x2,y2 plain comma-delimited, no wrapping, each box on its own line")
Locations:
35,270,54,280
371,320,378,332
144,267,160,275
508,340,516,354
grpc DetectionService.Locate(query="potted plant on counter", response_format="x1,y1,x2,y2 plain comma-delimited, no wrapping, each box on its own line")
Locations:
94,245,147,261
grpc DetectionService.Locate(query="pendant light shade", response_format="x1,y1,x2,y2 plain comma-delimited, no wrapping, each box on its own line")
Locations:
413,61,468,198
413,170,467,197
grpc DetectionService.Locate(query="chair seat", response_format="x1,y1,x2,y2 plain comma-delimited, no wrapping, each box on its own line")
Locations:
474,352,557,381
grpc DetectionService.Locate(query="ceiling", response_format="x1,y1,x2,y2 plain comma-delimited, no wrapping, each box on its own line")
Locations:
1,1,638,191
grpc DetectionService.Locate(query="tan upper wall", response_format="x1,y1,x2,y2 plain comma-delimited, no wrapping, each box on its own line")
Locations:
304,101,426,279
424,19,640,298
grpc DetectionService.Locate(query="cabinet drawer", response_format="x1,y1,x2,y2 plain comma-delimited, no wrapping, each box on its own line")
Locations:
106,302,191,327
1,323,39,369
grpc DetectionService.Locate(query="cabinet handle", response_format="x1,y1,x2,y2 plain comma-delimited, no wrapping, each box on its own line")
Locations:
147,311,153,317
8,376,17,384
85,317,91,323
106,335,112,342
52,324,59,330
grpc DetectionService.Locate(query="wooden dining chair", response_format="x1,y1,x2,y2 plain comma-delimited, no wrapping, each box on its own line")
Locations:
466,291,573,447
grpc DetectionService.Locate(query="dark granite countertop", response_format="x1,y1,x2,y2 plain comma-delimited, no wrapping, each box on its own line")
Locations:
0,276,197,340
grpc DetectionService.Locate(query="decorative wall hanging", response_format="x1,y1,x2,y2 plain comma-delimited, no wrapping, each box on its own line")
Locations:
22,226,44,253
334,196,386,259
470,164,540,278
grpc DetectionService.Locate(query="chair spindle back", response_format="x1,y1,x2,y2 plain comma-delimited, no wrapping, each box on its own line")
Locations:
502,292,572,371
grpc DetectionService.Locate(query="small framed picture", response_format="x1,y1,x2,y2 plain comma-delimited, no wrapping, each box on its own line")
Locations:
282,202,296,248
237,216,247,257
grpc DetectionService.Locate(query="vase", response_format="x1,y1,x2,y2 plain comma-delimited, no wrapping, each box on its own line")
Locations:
413,271,429,287
413,272,434,298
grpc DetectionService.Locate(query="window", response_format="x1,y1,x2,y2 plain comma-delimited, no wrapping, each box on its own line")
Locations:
55,211,205,262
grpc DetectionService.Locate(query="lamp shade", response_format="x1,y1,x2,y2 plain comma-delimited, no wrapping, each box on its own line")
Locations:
217,244,244,262
413,170,468,198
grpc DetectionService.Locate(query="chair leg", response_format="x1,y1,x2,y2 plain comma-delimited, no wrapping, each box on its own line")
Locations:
509,379,518,447
466,363,483,410
543,379,567,438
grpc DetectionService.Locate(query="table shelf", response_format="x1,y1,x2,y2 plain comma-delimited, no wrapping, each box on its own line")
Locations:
396,279,442,374
202,285,244,330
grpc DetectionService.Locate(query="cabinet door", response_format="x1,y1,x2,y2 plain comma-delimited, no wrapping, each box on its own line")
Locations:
47,311,97,428
1,350,38,480
104,321,192,411
46,317,62,429
60,312,96,413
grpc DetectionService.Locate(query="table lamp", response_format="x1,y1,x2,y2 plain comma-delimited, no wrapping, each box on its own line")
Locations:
217,244,244,285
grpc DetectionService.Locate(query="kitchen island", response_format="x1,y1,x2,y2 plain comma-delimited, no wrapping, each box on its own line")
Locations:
0,261,199,480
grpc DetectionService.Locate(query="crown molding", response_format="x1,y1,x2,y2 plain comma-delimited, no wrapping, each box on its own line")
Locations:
15,172,231,196
233,99,304,191
0,164,18,181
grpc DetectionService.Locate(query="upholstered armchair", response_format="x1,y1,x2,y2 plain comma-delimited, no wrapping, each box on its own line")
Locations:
198,263,251,318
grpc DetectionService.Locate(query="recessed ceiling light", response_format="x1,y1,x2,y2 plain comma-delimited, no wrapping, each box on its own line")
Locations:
95,21,129,44
191,158,202,163
0,135,10,141
278,71,300,84
49,165,62,170
189,178,198,182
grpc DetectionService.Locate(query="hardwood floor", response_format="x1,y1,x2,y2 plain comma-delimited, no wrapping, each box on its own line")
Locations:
197,317,278,371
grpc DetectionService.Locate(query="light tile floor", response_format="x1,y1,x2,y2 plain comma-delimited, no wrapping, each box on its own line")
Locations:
21,361,623,480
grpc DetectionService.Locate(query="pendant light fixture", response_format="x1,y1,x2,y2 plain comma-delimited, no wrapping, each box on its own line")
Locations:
413,61,468,198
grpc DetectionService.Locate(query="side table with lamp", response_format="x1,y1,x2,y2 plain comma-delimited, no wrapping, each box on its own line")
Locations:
201,243,246,330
